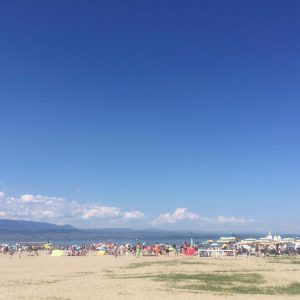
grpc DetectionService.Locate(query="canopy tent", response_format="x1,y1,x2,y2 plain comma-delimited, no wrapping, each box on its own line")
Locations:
186,246,197,256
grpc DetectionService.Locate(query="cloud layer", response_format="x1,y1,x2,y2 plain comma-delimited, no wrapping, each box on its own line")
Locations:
217,215,256,224
0,192,144,225
0,191,263,230
152,208,199,224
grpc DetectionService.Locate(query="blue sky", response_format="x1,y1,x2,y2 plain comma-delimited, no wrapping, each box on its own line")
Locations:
0,0,300,233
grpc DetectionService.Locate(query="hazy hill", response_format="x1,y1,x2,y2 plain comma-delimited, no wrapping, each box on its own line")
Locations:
0,219,76,233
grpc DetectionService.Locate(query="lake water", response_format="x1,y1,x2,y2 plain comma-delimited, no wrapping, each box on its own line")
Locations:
1,230,298,246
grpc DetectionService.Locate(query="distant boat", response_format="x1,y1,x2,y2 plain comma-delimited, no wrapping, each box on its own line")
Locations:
258,231,274,242
257,231,283,243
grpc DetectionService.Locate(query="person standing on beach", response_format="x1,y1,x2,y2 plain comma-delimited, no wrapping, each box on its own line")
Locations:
33,246,39,256
113,245,118,257
9,247,14,259
154,243,160,256
165,243,170,257
173,244,178,256
136,243,141,258
18,247,22,259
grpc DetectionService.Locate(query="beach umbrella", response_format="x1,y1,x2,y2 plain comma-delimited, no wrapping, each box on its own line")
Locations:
51,250,65,257
202,241,211,245
210,243,219,247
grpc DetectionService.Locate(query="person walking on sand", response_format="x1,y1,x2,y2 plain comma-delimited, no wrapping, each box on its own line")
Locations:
113,245,118,258
173,244,178,256
165,243,170,257
18,247,22,259
136,243,141,258
33,246,39,256
154,243,160,256
9,247,14,259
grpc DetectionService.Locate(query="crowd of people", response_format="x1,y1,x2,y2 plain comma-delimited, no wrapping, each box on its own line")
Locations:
1,239,300,259
92,242,198,257
235,242,299,257
0,244,39,258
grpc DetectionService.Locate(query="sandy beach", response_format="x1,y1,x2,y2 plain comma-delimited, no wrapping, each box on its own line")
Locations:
2,1,300,298
1,252,300,300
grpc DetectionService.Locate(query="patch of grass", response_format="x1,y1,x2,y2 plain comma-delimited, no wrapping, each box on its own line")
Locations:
282,282,300,294
181,283,268,294
115,257,300,295
124,262,154,269
152,272,263,285
215,268,274,273
150,272,265,295
113,272,261,285
72,271,95,276
115,271,300,295
180,260,207,265
124,259,206,269
124,260,179,269
111,273,153,280
267,258,300,265
251,282,300,295
152,273,300,295
22,279,62,286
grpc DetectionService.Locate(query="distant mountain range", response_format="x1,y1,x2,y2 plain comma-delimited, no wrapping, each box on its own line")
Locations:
1,218,296,244
0,218,219,243
0,219,76,233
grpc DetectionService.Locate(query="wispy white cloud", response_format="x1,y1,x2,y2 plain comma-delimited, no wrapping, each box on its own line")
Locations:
0,211,7,217
152,208,199,224
150,209,259,228
0,193,82,221
0,191,144,225
0,191,266,230
217,215,256,224
82,207,145,220
83,206,121,219
123,210,145,220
